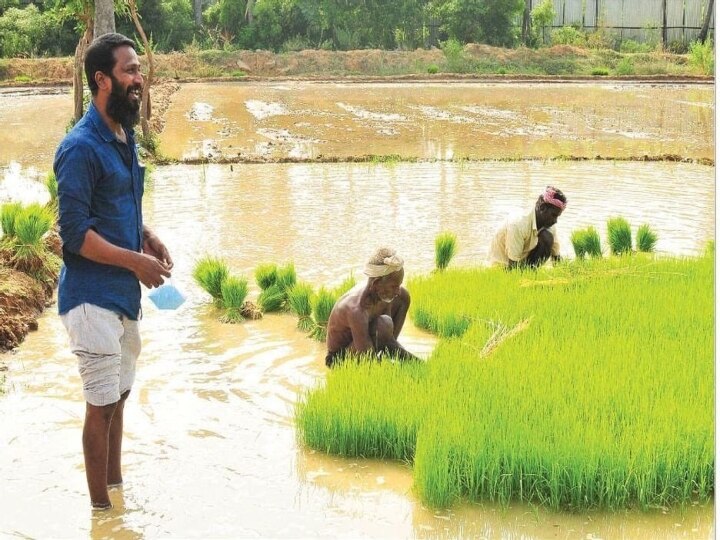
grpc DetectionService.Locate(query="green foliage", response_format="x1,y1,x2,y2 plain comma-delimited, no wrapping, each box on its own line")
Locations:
688,40,714,76
619,39,652,53
551,26,585,47
607,217,632,255
435,231,457,271
288,281,315,332
591,66,609,76
614,56,635,76
220,275,249,323
255,262,278,290
258,283,285,313
309,286,336,341
530,0,555,46
0,202,22,239
193,256,229,304
636,224,658,253
428,0,524,47
570,226,602,259
298,253,714,509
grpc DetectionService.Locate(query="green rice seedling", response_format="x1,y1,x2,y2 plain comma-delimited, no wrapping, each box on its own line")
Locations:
571,226,602,259
570,229,587,258
435,232,457,271
297,251,713,510
258,283,285,313
332,273,357,298
288,282,315,332
45,171,58,210
220,275,249,323
255,263,278,290
309,287,337,341
0,202,22,241
275,262,297,292
193,256,229,305
636,224,658,253
607,217,632,255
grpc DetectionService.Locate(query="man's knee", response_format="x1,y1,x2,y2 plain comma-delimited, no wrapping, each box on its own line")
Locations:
374,315,395,346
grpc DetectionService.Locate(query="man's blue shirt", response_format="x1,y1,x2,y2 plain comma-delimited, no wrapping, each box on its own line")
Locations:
54,102,145,320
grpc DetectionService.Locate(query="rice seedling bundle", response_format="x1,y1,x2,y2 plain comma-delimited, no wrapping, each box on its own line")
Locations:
258,283,285,312
607,217,632,255
332,274,357,298
275,263,297,292
297,252,713,511
434,231,457,270
636,224,658,253
0,202,22,240
220,276,249,323
192,256,229,304
571,226,602,259
255,263,278,290
288,282,315,332
309,287,337,341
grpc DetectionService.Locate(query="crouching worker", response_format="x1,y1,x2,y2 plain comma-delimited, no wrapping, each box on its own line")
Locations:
325,247,420,368
488,185,567,269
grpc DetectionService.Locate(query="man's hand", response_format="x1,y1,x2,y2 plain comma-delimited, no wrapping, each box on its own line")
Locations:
142,229,173,270
130,252,171,288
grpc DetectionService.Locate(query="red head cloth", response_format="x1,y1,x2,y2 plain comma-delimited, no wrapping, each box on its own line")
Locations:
542,186,566,210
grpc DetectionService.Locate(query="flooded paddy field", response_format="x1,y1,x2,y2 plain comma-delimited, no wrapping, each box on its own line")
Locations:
0,81,714,538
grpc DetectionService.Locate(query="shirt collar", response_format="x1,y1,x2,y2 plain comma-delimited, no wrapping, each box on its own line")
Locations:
87,101,135,144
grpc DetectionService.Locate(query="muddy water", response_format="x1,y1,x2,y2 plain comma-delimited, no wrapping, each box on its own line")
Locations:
1,160,714,538
159,81,714,162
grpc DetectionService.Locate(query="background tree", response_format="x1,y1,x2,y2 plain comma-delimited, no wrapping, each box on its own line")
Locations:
94,0,116,35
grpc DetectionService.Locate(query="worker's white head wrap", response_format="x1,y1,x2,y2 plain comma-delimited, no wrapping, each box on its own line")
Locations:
363,254,404,278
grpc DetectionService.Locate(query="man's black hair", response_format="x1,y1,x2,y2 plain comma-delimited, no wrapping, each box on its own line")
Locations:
84,33,136,96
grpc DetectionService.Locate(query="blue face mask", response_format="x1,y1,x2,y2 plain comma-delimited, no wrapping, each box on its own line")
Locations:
147,281,186,310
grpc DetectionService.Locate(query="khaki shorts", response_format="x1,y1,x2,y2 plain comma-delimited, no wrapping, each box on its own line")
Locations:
61,303,141,406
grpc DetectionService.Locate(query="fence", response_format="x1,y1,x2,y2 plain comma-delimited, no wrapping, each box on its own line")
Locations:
532,0,714,44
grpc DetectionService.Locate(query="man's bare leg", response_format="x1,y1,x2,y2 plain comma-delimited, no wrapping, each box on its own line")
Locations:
107,389,130,487
374,315,420,362
83,400,119,508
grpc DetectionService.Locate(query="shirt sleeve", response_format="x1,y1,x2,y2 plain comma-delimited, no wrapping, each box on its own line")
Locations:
505,219,526,262
54,140,100,254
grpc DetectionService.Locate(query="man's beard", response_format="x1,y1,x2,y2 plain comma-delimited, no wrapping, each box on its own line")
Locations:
106,76,141,129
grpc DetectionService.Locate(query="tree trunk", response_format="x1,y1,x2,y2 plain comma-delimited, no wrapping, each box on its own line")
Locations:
521,0,532,46
245,0,255,23
126,0,154,139
73,24,94,123
193,0,203,26
94,0,116,37
699,0,714,43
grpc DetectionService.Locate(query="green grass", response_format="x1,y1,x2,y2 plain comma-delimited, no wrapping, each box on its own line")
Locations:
607,217,633,254
220,275,249,323
193,256,229,305
435,232,457,271
296,251,713,510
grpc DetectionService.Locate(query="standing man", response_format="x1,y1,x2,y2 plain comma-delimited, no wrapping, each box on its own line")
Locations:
488,186,567,269
54,33,172,510
325,247,420,367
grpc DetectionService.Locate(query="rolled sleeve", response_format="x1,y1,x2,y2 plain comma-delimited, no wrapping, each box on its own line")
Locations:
54,141,100,254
